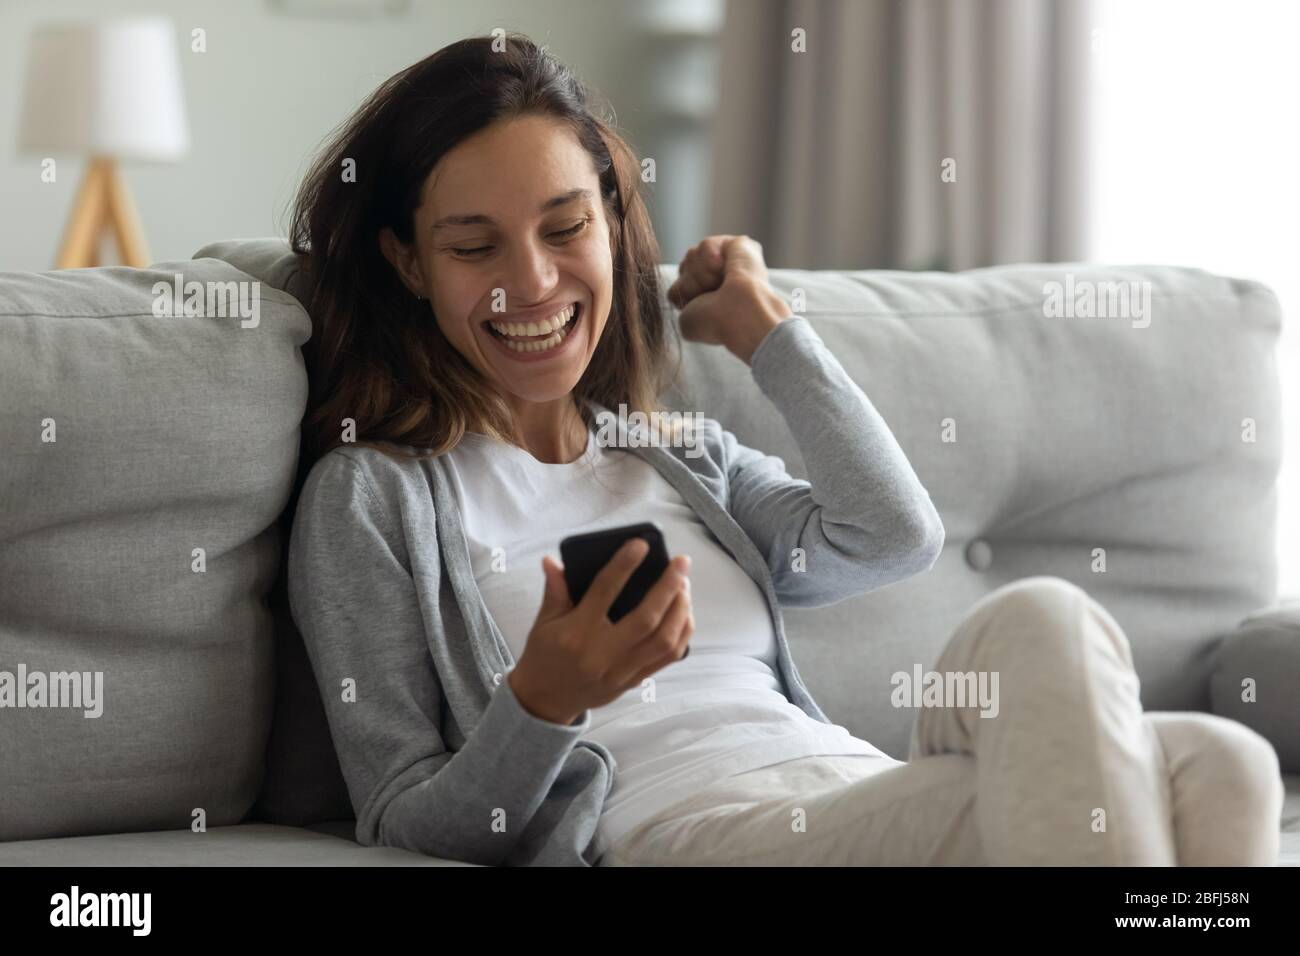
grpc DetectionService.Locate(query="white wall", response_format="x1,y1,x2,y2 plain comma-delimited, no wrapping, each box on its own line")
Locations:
0,0,693,270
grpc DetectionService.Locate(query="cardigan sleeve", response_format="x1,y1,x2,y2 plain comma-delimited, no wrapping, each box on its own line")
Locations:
287,450,591,866
720,316,945,608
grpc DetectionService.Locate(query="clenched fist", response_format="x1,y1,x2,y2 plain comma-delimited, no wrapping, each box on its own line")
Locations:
666,235,792,365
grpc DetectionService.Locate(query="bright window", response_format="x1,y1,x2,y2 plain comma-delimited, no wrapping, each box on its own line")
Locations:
1089,0,1300,601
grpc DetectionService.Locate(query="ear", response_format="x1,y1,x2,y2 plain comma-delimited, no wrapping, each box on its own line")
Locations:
379,226,427,298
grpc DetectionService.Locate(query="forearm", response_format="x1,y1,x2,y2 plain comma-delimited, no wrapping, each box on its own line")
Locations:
729,316,944,604
751,316,941,539
360,674,590,866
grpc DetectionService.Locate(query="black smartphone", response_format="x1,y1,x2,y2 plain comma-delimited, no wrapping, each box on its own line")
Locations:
560,521,670,623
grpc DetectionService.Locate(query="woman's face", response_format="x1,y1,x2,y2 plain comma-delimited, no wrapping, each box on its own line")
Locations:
382,114,615,407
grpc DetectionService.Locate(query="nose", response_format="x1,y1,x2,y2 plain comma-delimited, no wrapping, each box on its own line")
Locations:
501,233,559,309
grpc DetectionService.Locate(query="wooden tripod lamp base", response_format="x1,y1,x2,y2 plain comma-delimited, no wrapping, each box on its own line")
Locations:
56,157,151,269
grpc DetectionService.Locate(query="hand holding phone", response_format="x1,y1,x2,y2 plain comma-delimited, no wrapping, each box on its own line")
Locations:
560,522,671,623
507,522,694,726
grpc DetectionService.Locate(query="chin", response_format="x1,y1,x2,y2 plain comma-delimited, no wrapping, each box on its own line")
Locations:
505,377,585,406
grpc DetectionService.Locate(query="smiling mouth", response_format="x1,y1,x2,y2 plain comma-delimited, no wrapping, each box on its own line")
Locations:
484,302,581,354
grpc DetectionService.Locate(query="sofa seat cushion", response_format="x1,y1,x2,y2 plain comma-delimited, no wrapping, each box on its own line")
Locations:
0,823,475,866
0,788,1292,865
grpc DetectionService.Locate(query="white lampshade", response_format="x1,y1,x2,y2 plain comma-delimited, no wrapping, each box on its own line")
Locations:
18,18,189,162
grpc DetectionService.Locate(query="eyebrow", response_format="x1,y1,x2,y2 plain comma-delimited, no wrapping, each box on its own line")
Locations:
431,187,593,231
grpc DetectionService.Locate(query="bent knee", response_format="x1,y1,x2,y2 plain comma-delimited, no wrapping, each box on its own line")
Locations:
1193,715,1284,809
977,575,1088,628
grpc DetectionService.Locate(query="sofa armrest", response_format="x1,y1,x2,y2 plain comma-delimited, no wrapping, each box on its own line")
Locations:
1209,603,1300,773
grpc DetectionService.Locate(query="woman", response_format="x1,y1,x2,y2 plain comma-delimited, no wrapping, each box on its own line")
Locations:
286,33,1283,867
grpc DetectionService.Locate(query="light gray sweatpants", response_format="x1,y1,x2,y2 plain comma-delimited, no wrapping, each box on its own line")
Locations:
598,576,1285,866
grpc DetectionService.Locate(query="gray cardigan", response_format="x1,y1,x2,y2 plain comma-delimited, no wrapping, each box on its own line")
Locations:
287,316,945,866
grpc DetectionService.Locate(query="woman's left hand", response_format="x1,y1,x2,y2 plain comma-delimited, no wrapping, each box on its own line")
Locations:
667,235,791,365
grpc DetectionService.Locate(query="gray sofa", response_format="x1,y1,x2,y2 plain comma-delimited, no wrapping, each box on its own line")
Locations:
1,238,1296,866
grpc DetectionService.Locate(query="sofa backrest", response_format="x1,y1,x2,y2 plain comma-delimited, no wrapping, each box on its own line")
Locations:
660,262,1282,758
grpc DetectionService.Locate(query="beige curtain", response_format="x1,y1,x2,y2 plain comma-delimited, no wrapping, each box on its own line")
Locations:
708,0,1091,270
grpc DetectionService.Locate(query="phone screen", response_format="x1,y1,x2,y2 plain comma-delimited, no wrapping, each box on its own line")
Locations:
560,522,670,622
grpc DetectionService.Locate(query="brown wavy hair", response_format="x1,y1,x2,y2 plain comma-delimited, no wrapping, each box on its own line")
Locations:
288,32,675,468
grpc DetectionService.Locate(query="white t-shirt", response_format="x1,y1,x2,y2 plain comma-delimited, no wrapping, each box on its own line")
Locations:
441,426,891,856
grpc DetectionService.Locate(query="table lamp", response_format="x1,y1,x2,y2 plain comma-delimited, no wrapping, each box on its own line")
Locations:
17,18,189,268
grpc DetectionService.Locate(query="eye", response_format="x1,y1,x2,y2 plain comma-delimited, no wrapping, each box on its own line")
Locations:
448,218,590,259
550,217,590,241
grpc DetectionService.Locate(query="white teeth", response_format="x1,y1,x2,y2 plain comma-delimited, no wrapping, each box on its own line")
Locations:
502,329,564,353
498,313,578,354
488,303,575,337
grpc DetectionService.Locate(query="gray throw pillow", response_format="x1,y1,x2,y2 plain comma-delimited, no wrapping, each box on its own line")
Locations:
0,257,311,841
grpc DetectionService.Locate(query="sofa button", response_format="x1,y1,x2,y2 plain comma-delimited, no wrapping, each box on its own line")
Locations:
965,538,993,571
